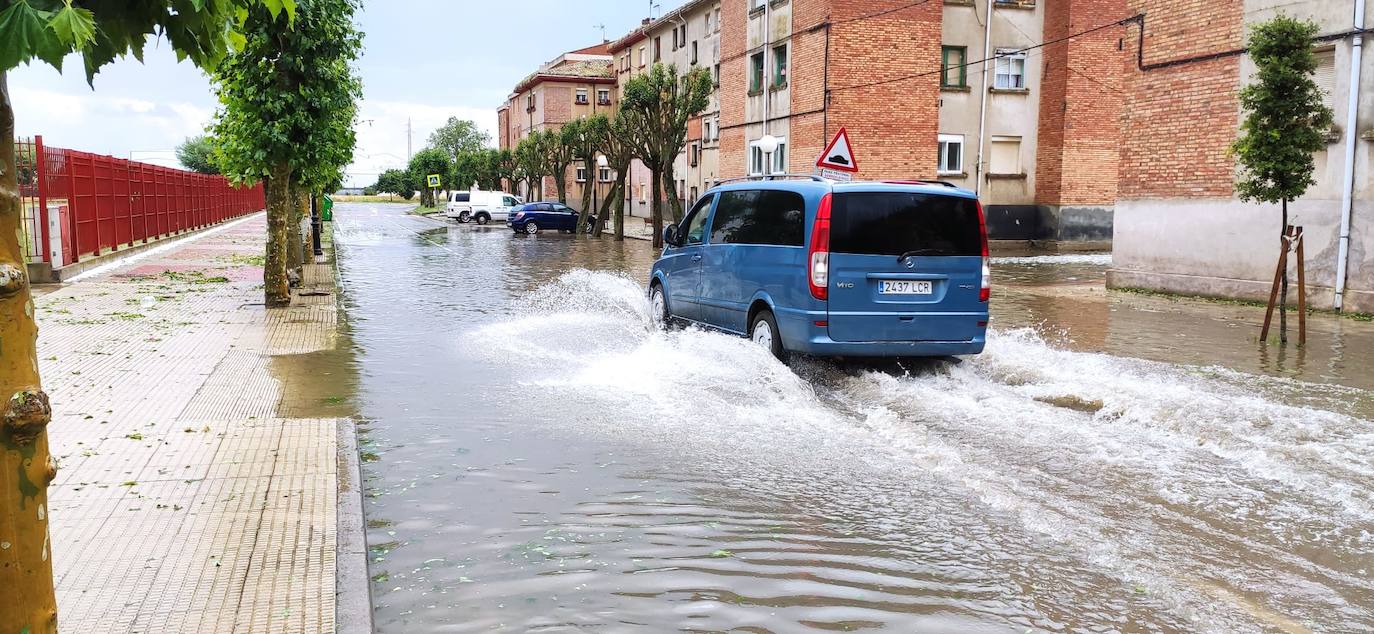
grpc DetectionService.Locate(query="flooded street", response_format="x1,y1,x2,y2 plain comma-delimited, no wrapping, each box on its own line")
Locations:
334,203,1373,633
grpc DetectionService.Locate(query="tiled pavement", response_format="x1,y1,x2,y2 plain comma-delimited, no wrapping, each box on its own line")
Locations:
33,214,357,633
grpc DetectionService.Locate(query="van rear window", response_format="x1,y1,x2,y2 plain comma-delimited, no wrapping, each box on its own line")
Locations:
830,192,982,256
453,193,470,203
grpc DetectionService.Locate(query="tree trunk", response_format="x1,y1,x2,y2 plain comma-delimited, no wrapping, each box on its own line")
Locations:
577,158,596,233
594,179,620,238
555,168,568,204
264,162,292,307
288,183,306,276
651,168,663,249
662,160,685,223
0,70,60,634
1279,197,1289,344
613,179,626,242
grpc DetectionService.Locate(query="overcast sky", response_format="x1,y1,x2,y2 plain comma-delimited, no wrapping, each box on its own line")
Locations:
8,0,668,187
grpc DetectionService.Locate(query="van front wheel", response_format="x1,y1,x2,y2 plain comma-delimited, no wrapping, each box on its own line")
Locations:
475,212,490,225
750,310,786,360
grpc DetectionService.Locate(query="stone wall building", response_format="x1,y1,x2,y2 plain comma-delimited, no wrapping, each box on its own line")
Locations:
1109,0,1372,313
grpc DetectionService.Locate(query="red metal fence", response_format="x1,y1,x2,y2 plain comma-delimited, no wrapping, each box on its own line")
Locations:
16,136,265,266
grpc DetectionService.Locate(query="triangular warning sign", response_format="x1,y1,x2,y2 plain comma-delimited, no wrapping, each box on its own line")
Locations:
816,128,859,173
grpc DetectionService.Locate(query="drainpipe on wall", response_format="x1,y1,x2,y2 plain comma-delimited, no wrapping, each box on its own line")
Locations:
763,0,771,140
975,0,995,196
1334,0,1366,311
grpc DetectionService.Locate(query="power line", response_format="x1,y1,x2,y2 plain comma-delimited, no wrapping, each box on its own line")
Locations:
830,15,1133,93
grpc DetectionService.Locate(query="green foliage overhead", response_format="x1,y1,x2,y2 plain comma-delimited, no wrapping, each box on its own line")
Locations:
1231,16,1334,205
429,118,491,162
0,0,296,81
211,0,361,188
175,135,220,174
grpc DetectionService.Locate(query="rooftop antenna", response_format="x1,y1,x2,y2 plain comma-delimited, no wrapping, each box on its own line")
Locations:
594,23,606,42
649,0,660,20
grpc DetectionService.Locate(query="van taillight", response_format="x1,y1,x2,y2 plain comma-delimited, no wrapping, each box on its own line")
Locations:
809,193,832,301
977,200,990,302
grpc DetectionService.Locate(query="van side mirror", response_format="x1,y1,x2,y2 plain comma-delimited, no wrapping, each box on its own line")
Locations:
663,224,680,247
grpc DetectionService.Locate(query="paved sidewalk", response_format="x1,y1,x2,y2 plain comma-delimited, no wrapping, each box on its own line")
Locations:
33,214,359,633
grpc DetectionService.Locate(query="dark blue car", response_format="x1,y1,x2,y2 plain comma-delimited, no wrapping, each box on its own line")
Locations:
507,202,595,235
649,177,989,359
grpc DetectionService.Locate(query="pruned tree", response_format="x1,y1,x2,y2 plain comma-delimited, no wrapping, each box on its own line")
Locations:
374,168,413,200
620,63,713,247
538,127,576,204
176,135,221,174
515,134,545,201
596,113,637,239
1231,16,1333,344
0,1,293,628
567,114,609,231
491,148,516,193
213,0,361,306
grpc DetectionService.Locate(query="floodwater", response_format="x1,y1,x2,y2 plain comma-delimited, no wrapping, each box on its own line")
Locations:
333,203,1373,633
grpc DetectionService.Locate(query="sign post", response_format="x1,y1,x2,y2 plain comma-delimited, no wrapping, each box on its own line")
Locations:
815,128,860,178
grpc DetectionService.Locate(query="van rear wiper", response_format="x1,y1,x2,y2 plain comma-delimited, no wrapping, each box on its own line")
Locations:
896,249,945,262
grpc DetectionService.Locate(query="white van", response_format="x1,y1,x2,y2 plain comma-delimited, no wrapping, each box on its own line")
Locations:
446,190,522,224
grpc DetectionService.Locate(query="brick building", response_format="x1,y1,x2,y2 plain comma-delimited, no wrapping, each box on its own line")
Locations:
499,0,1129,238
1109,0,1372,312
496,43,617,204
608,0,724,221
717,0,1126,240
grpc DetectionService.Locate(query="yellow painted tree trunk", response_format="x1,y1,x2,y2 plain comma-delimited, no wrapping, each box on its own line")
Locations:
0,71,60,634
264,162,292,307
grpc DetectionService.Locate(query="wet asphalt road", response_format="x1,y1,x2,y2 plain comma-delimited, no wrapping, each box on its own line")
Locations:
333,202,1373,633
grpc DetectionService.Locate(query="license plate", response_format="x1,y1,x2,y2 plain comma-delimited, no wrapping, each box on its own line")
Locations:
878,280,933,295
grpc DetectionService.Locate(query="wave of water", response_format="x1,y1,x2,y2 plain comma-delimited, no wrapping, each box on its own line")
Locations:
990,253,1113,266
462,269,1374,632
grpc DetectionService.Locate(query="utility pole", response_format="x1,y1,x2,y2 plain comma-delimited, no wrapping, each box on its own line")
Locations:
406,118,413,162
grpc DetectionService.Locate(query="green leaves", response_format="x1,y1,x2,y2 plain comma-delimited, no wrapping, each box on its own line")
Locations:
0,0,61,71
1231,16,1334,205
47,3,96,50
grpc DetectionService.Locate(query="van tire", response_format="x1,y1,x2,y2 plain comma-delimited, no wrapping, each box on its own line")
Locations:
649,283,670,329
750,310,786,361
475,212,490,225
458,211,471,223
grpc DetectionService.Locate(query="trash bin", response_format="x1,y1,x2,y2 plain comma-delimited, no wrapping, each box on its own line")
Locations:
321,194,334,222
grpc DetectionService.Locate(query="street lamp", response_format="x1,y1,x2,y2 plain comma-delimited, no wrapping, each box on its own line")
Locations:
757,134,780,177
593,155,609,231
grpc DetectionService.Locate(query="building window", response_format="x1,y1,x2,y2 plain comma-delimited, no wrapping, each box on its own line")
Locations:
599,166,612,182
937,134,964,174
705,11,712,32
714,8,721,32
748,137,787,175
639,46,646,67
749,0,765,12
678,180,686,200
749,52,765,93
704,120,714,143
689,186,698,204
994,49,1026,89
989,135,1022,174
672,28,679,51
773,44,788,88
941,46,967,87
654,37,661,62
526,94,535,111
597,88,611,105
713,63,721,87
691,41,699,65
576,166,588,183
575,88,589,105
690,143,700,167
1314,47,1337,114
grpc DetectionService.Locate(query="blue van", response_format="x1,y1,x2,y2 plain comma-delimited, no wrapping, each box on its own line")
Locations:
648,177,989,359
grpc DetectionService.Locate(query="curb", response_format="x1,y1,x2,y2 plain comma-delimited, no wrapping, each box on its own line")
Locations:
328,225,374,634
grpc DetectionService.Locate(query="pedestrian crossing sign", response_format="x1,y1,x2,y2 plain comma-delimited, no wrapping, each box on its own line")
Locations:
426,174,442,188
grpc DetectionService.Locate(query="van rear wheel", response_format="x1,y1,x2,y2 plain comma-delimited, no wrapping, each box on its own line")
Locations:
458,211,471,223
750,310,786,360
475,212,490,225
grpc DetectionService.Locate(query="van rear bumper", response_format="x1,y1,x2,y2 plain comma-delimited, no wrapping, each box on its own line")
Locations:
777,309,986,357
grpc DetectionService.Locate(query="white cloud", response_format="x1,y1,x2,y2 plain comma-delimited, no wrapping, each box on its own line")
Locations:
344,100,498,188
11,86,212,159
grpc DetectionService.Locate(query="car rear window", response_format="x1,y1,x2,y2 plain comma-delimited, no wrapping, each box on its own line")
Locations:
709,190,805,246
830,192,982,256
